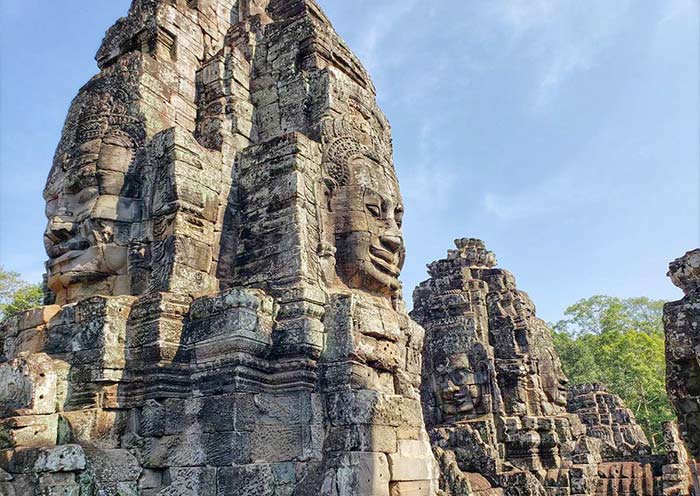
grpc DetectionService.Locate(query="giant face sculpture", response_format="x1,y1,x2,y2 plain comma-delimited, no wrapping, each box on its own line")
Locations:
433,353,487,421
44,92,141,304
538,349,569,409
504,291,570,412
323,117,405,298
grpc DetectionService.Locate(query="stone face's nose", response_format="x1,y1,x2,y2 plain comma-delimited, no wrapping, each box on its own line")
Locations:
380,235,403,255
45,216,76,244
444,380,460,395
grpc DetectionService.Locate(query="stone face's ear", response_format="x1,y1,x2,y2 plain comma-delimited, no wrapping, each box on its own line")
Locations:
323,177,337,212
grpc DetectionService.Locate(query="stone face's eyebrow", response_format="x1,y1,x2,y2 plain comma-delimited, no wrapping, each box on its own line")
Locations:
362,187,382,202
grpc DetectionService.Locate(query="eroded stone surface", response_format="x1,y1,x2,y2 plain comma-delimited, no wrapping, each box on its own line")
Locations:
567,383,650,461
413,239,693,496
1,1,437,494
665,249,700,460
662,422,694,496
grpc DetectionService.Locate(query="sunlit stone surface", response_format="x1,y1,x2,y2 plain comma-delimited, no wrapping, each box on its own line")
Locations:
1,1,437,494
413,239,693,495
665,249,700,460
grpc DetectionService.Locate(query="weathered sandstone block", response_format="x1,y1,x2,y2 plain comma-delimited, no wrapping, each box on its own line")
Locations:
665,249,700,459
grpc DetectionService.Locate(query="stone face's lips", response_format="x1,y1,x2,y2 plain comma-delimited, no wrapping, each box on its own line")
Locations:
369,245,401,278
48,250,85,266
453,391,470,400
59,270,110,285
46,239,90,259
369,244,396,265
443,389,471,405
369,250,401,277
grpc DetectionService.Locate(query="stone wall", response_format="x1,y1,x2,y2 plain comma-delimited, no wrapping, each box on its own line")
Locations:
664,249,700,460
567,383,650,461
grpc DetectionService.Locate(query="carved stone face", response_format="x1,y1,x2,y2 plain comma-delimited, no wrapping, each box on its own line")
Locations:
539,349,569,408
329,155,405,297
434,353,485,420
44,132,137,303
669,249,700,295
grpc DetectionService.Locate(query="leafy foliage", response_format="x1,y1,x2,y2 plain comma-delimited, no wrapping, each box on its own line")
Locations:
552,295,673,451
0,266,43,321
551,295,665,337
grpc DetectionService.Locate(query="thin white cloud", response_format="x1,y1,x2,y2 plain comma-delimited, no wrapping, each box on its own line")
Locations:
348,0,635,109
534,46,593,109
399,122,456,211
657,0,696,26
652,0,699,53
496,0,556,34
351,0,421,72
482,167,592,221
487,0,634,109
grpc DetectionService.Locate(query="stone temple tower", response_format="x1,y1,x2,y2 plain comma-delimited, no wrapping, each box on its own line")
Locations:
0,1,438,494
412,239,694,496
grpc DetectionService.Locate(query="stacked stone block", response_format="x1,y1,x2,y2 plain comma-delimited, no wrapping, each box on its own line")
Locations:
413,238,693,496
2,1,438,494
664,249,700,460
567,384,651,461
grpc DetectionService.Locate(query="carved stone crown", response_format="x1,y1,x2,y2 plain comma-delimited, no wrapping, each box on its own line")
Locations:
75,90,142,144
448,238,497,268
321,115,378,187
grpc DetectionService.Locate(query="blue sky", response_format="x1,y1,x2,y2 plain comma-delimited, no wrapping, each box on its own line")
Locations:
1,0,698,322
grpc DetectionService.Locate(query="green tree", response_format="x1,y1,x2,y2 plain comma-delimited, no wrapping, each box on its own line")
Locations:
552,295,665,336
552,295,673,452
0,266,43,321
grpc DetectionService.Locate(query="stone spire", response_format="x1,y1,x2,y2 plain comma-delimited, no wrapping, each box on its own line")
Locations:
413,238,586,494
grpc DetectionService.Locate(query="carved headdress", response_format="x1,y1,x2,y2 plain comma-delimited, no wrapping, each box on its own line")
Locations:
74,87,144,150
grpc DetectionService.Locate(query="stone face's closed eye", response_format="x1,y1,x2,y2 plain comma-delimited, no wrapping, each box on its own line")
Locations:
366,203,381,217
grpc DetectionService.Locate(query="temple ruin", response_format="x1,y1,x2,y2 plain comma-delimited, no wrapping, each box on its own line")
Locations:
0,1,697,495
412,239,693,495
